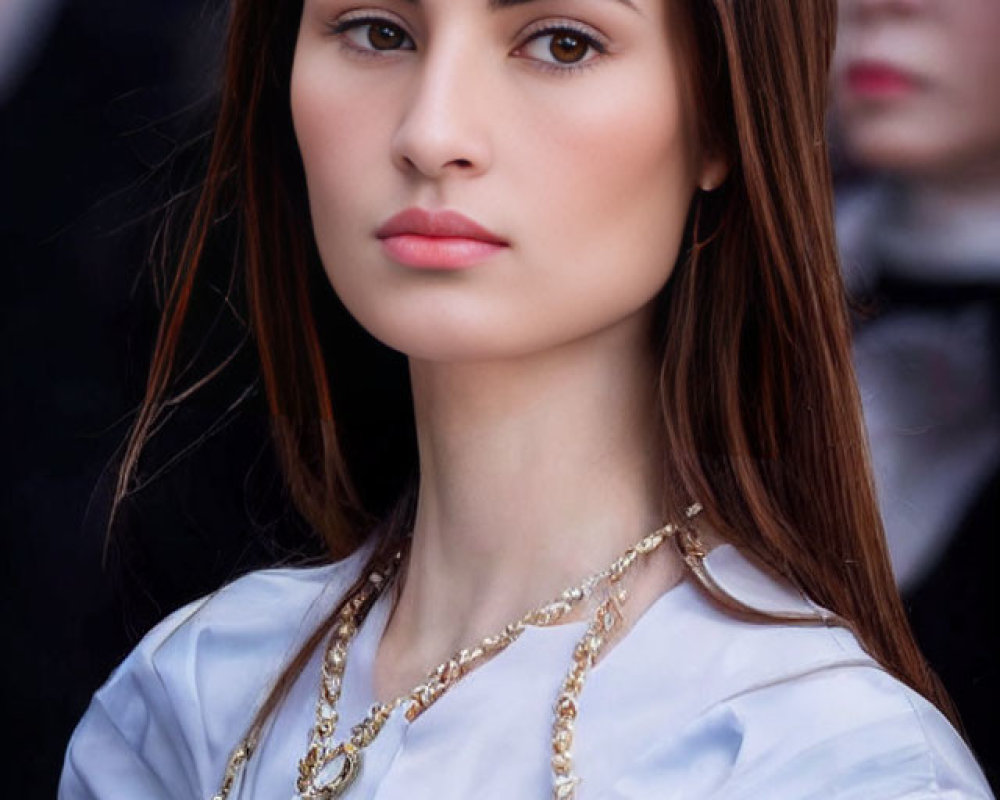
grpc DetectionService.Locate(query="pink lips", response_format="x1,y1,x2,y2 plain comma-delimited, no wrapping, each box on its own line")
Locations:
375,208,509,270
845,61,919,98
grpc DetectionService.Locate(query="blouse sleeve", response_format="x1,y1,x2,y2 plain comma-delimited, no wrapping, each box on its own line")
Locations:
58,597,211,800
605,663,993,800
714,670,993,800
57,559,355,800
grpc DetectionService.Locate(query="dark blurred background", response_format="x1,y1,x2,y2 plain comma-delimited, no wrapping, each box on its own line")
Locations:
2,0,997,794
1,0,321,793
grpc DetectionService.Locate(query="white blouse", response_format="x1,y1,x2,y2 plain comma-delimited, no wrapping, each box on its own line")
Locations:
60,541,992,799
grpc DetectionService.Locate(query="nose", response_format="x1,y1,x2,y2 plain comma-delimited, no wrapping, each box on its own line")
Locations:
390,39,493,180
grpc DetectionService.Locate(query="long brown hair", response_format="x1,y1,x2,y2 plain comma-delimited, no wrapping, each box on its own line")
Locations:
113,0,958,737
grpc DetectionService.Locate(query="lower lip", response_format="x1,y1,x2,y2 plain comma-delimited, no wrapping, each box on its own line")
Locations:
846,65,918,98
379,234,507,270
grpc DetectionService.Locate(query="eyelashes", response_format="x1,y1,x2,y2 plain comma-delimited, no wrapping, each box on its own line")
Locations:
330,16,417,54
327,15,610,75
516,24,609,73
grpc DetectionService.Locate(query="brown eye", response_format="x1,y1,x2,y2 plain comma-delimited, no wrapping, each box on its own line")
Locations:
332,17,415,53
517,26,605,71
368,22,407,50
550,33,588,64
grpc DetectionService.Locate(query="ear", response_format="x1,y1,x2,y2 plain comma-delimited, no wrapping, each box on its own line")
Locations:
697,152,730,192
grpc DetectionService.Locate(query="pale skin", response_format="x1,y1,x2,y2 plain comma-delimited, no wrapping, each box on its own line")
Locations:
291,0,727,703
835,0,1000,213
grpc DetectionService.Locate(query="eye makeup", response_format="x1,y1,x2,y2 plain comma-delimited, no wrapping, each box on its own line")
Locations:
325,9,613,75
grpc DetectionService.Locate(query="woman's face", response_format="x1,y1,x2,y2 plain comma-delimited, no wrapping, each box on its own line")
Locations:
834,0,1000,180
291,0,719,361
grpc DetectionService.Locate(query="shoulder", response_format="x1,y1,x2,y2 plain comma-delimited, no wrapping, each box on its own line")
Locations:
114,545,369,688
695,545,992,798
665,543,877,695
708,665,992,799
602,544,993,799
59,544,373,800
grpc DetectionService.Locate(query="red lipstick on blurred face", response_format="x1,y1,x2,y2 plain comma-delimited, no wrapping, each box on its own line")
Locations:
845,61,919,98
375,208,509,270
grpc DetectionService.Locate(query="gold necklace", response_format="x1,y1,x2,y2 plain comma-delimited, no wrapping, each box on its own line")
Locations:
214,505,701,800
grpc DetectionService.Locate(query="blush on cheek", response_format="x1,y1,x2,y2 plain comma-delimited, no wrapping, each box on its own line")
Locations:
291,73,392,242
542,81,693,268
293,83,355,172
515,83,695,342
291,51,390,172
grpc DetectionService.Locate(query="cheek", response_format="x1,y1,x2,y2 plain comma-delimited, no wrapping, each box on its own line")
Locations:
515,64,695,312
949,5,1000,152
291,55,393,228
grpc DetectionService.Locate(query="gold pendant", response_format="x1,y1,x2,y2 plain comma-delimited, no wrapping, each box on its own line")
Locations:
317,746,362,798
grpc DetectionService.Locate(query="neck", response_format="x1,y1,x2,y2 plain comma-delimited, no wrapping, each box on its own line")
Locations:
894,159,1000,265
374,313,684,694
905,176,1000,235
878,167,1000,275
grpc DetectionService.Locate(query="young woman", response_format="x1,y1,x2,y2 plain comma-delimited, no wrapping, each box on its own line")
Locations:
60,0,992,798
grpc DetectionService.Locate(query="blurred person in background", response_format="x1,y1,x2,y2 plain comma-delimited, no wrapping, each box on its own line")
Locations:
834,0,1000,787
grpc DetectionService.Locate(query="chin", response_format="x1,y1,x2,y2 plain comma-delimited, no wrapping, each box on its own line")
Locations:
341,304,520,363
332,275,659,365
844,123,957,176
385,334,516,364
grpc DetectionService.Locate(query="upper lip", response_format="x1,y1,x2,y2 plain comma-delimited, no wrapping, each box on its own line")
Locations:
376,208,508,244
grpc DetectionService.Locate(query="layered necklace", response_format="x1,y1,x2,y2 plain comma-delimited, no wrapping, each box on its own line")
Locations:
214,504,702,800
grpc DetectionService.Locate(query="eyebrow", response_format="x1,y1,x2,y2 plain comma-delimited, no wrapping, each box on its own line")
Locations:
398,0,641,13
489,0,638,10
